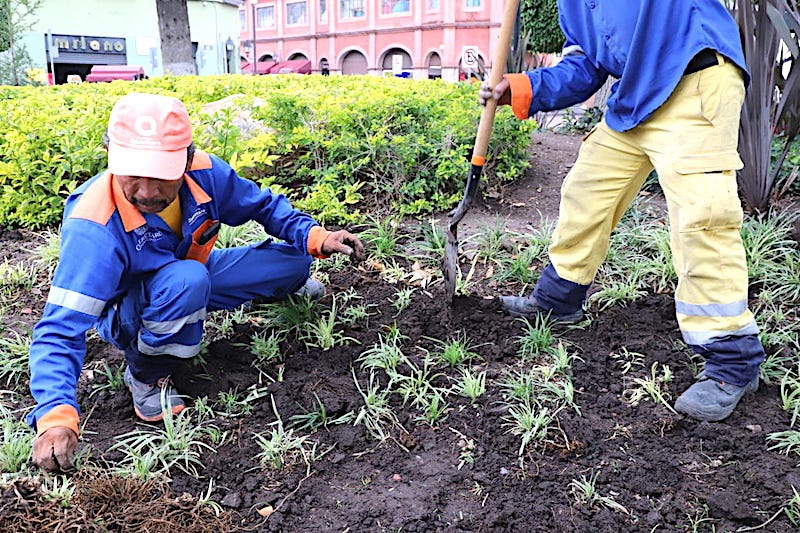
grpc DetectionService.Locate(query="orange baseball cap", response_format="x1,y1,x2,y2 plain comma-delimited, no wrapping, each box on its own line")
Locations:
107,92,193,180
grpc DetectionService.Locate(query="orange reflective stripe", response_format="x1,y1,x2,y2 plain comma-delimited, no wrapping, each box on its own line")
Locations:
307,226,331,258
505,73,533,120
471,155,486,166
68,172,116,225
37,404,80,437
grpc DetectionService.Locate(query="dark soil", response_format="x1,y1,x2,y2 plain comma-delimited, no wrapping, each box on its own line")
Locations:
2,131,799,532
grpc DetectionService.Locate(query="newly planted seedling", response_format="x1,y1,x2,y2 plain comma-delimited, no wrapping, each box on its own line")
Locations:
454,367,486,403
515,314,554,360
254,397,315,471
352,369,399,441
111,394,217,477
0,328,31,387
362,215,404,260
623,362,677,414
302,296,357,351
214,220,268,249
391,286,415,315
248,330,284,370
0,412,33,475
569,470,630,514
89,360,126,398
32,227,61,276
428,332,480,368
390,355,447,410
358,326,407,372
41,474,76,508
780,371,800,426
502,397,560,464
610,347,646,375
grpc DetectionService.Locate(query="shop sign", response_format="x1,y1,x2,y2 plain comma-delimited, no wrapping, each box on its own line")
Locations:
51,34,127,55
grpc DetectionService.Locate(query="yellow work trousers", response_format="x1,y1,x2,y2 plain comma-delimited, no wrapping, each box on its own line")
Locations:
549,56,759,348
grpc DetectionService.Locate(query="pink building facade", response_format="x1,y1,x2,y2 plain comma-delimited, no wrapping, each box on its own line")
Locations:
239,0,510,80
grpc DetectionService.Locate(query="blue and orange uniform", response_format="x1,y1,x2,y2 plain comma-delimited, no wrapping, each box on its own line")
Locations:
26,150,331,437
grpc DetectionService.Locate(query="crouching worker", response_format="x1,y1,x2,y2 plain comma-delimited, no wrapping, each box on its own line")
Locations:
28,92,364,472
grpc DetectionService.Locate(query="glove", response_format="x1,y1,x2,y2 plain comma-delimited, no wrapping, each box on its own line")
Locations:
321,230,365,261
32,426,78,472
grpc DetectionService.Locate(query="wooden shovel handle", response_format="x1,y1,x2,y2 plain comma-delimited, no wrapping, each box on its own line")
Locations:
471,0,520,166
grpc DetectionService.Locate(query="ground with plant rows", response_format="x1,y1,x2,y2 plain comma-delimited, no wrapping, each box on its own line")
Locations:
2,131,800,532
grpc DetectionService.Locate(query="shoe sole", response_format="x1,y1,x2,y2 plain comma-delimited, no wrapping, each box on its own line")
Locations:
125,378,186,422
133,403,185,422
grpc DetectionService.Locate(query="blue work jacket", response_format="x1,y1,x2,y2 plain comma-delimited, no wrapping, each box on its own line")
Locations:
26,150,321,434
510,0,749,131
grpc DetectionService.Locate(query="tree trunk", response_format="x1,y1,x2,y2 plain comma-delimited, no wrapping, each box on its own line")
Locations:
155,0,196,75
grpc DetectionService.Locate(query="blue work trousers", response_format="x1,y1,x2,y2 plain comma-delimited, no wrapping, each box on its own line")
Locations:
96,241,311,382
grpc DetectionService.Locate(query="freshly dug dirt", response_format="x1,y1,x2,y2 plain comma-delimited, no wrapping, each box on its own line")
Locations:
2,131,799,532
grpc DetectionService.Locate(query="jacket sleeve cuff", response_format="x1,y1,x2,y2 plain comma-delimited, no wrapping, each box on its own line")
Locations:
36,404,80,437
504,73,533,120
307,226,331,259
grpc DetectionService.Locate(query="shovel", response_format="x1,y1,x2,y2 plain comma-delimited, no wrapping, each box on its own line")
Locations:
444,0,521,302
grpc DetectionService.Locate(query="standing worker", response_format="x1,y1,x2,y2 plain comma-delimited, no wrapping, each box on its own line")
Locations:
479,0,764,422
28,92,364,472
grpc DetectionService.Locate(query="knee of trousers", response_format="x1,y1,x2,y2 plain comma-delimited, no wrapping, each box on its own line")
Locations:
148,260,211,312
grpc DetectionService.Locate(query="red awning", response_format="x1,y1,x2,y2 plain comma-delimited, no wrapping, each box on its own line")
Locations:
240,60,277,75
86,65,145,82
271,60,311,74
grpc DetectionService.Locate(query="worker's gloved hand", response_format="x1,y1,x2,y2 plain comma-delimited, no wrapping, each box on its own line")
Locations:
32,426,78,472
478,78,512,107
321,230,365,261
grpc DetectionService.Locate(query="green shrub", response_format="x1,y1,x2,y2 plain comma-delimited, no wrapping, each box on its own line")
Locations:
520,0,564,54
0,75,535,228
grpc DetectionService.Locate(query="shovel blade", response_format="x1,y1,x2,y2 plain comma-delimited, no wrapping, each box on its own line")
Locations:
443,164,483,303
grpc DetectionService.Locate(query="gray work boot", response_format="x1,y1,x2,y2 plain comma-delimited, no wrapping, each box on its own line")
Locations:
500,295,584,325
124,367,185,422
674,375,759,422
293,278,325,301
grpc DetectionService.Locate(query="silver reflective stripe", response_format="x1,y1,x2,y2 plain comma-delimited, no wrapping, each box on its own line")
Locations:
142,308,207,334
675,299,748,318
138,337,201,358
681,321,760,345
562,45,585,57
47,286,106,317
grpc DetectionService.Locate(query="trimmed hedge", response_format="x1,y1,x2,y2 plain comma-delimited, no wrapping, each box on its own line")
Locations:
0,75,535,228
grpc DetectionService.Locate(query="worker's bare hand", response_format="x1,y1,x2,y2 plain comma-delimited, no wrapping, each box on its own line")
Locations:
478,78,511,107
322,230,365,261
32,426,78,472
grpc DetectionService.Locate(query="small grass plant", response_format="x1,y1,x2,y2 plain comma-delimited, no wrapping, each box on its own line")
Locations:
569,470,630,515
515,315,555,360
111,395,217,478
0,409,33,475
254,396,319,472
352,370,399,441
622,362,677,414
0,328,32,387
301,295,358,351
89,360,126,398
454,367,486,403
428,332,480,368
361,215,404,261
